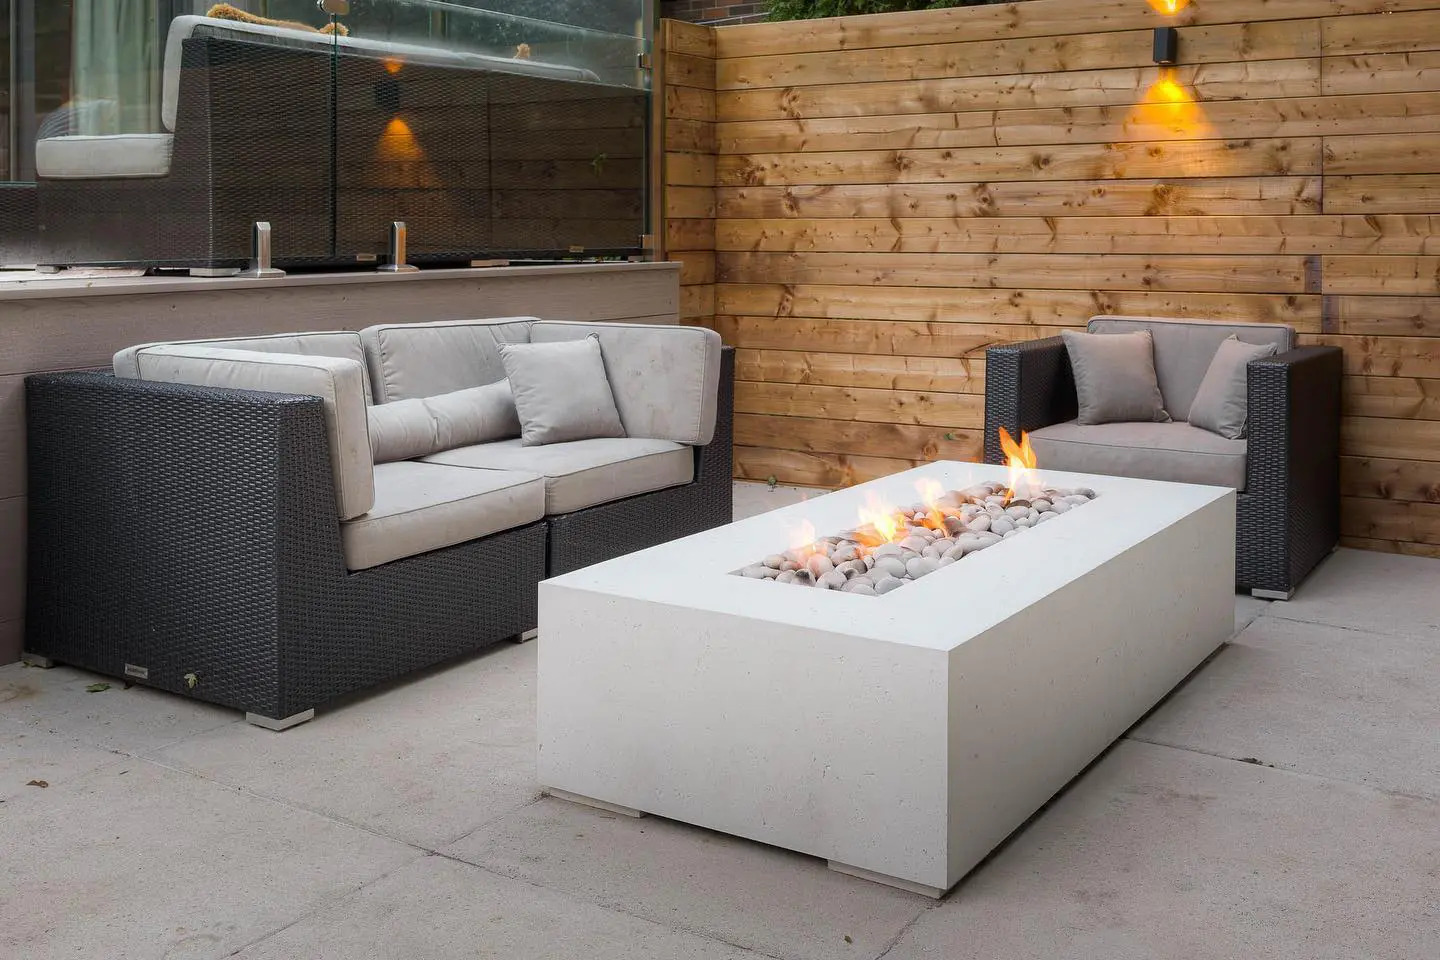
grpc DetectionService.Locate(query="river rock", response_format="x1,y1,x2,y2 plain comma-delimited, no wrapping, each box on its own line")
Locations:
1002,529,1019,539
938,556,956,567
967,515,991,532
807,554,835,577
741,565,769,579
874,576,905,595
1015,516,1034,528
819,570,848,590
1051,500,1071,514
874,556,908,579
992,516,1016,535
1032,499,1051,512
872,544,904,560
906,556,939,579
776,570,797,584
900,536,929,553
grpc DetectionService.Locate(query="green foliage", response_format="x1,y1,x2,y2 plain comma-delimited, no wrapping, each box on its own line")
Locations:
768,0,1010,20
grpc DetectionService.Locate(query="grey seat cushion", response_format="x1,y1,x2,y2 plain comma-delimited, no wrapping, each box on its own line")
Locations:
1029,420,1248,491
36,134,174,179
1088,316,1293,422
424,437,694,514
342,461,545,571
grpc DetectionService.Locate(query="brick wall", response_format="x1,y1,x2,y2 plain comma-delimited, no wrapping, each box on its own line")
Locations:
661,1,768,23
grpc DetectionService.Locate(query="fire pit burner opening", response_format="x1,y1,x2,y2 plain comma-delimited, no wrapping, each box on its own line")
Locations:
735,480,1097,596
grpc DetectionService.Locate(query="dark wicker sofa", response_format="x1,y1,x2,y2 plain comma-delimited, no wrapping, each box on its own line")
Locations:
984,316,1342,599
24,325,732,729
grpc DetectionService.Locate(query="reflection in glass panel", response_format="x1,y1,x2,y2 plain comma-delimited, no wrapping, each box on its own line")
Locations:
5,0,653,268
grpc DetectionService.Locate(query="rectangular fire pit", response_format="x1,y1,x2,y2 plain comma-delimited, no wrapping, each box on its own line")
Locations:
537,464,1235,897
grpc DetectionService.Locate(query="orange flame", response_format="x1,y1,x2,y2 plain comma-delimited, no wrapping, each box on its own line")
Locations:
915,477,951,532
854,492,903,547
998,427,1039,502
786,516,819,559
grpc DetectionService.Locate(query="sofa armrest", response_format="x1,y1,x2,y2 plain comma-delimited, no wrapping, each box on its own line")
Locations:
131,345,374,519
529,321,723,446
1243,345,1343,587
25,372,341,673
982,336,1077,463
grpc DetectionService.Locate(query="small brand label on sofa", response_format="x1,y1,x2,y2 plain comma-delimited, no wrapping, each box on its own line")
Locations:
124,663,149,679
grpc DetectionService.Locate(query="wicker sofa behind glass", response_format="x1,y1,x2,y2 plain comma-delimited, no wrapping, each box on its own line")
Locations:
23,350,733,730
983,318,1341,599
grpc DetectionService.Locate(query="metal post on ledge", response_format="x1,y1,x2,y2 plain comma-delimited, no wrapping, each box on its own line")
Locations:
239,222,286,278
378,221,419,273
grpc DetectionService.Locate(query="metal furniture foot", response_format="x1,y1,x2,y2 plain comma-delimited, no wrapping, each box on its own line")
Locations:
512,628,538,644
189,266,241,278
827,860,948,899
245,708,315,731
1251,588,1292,600
34,265,61,274
20,652,56,668
544,787,646,818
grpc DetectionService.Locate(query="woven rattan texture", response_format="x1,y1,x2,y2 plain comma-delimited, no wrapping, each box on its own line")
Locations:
25,372,545,720
982,336,1077,464
546,348,735,578
982,340,1341,594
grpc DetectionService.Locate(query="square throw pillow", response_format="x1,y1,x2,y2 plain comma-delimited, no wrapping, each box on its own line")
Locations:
500,335,626,446
368,379,520,463
1062,329,1170,425
1187,336,1279,440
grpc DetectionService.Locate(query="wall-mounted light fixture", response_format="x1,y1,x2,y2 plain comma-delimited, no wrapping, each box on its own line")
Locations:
1153,27,1179,65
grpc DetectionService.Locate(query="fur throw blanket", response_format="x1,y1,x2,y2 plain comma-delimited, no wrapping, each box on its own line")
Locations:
206,4,349,36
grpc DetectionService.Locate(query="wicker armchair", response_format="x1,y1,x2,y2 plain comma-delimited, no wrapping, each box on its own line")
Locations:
984,317,1342,599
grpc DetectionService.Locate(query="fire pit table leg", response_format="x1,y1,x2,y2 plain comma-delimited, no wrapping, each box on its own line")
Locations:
827,861,948,899
544,787,647,819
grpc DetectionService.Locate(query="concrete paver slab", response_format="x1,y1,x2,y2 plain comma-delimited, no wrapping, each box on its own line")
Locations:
884,740,1440,960
1138,616,1440,799
150,641,541,849
0,758,419,960
234,853,763,960
443,797,930,960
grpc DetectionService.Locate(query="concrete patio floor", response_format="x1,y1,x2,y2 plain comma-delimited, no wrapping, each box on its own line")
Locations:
2,481,1437,959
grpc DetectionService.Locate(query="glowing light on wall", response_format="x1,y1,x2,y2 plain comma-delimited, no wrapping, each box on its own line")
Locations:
1127,66,1214,144
1147,0,1190,13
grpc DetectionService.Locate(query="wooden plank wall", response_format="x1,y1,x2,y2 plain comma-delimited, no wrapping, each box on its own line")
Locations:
661,0,1440,559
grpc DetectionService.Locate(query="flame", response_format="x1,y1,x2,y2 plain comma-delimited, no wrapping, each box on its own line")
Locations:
998,427,1039,503
915,477,951,532
854,492,903,547
786,516,819,559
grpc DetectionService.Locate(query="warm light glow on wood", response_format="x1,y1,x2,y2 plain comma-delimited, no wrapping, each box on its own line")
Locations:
1147,0,1189,13
1126,67,1215,144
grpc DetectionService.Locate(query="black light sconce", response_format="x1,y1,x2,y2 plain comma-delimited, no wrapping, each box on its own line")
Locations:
1153,26,1179,65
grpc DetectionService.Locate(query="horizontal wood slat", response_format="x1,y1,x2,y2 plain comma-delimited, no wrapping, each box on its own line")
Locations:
735,413,983,462
716,215,1440,256
735,348,985,393
718,21,1321,90
717,138,1322,187
717,60,1321,123
715,283,1321,328
716,178,1324,219
719,252,1310,294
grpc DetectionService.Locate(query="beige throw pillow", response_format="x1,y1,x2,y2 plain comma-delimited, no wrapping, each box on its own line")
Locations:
1062,329,1170,425
1187,336,1279,440
368,379,520,463
500,335,626,446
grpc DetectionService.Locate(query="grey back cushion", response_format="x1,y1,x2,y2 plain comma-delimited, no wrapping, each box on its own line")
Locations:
500,336,626,446
1061,329,1169,425
114,331,374,403
1187,337,1280,440
1088,316,1293,422
360,317,537,402
529,321,723,445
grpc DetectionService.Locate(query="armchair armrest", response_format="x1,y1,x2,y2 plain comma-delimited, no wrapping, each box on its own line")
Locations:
1241,345,1343,592
982,336,1078,463
530,321,723,446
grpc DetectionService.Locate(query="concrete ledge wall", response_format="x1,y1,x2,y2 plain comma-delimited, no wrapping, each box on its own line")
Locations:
0,261,680,662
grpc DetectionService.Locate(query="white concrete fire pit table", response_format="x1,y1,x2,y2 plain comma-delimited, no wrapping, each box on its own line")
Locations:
537,464,1234,897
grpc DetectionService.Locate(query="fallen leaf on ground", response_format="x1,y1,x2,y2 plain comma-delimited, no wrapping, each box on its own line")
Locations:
26,779,48,788
85,682,111,693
